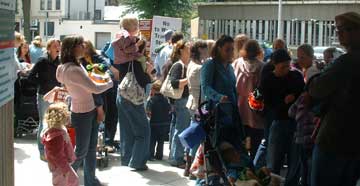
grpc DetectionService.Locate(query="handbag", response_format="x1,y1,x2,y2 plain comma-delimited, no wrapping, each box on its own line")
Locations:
160,62,185,99
179,120,206,149
118,61,145,105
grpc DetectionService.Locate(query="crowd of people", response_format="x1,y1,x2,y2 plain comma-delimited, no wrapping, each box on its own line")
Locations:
12,11,360,186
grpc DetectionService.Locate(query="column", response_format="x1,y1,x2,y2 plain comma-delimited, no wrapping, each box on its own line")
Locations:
308,21,312,45
286,20,291,46
319,21,324,46
230,20,234,37
264,20,269,41
235,20,240,35
259,20,263,42
241,20,245,35
301,21,306,45
246,20,251,37
214,20,218,39
252,20,257,40
0,102,14,186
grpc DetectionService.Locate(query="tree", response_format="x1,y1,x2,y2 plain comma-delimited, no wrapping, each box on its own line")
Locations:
120,0,206,33
22,0,31,42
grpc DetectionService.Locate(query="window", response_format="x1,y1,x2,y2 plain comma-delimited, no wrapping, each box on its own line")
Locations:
47,0,52,10
56,0,60,10
40,0,45,10
44,22,55,36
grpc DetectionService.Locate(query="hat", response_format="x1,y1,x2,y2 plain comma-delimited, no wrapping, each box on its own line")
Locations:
335,12,360,28
164,30,174,41
271,49,291,64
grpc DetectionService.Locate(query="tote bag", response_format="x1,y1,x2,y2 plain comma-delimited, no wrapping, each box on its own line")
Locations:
160,61,184,99
119,62,145,105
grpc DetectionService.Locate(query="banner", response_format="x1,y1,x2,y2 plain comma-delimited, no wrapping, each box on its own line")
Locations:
150,16,182,60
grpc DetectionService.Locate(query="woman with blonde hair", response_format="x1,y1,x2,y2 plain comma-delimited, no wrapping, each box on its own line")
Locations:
28,38,61,161
56,35,113,185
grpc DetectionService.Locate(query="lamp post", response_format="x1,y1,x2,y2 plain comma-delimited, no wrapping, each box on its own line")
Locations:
277,0,283,39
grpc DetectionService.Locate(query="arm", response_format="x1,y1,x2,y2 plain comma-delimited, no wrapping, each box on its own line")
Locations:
132,61,151,88
170,63,187,89
27,60,41,85
200,61,225,103
69,67,113,94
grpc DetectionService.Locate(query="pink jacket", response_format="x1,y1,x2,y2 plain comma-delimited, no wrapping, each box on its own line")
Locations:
112,30,142,65
56,63,113,113
41,128,76,174
233,57,265,129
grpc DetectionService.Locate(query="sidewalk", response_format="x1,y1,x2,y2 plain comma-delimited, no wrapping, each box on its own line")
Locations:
14,135,196,186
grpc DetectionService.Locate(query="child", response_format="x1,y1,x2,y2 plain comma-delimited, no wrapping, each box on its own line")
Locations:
146,80,171,160
113,16,147,71
41,102,79,186
220,142,280,186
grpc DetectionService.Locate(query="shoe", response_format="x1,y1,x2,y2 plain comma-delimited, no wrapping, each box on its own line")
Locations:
133,165,148,171
105,145,115,153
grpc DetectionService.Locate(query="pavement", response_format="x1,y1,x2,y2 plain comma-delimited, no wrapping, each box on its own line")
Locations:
14,134,196,186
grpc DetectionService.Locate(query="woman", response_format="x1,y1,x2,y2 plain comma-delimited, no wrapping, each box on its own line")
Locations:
28,38,61,161
17,42,31,64
168,40,191,168
183,40,209,176
56,35,113,186
233,40,265,160
200,35,245,149
259,49,304,175
116,39,153,171
29,36,45,64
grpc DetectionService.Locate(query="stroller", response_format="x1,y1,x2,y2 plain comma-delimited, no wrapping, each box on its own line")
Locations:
14,75,39,137
188,102,279,186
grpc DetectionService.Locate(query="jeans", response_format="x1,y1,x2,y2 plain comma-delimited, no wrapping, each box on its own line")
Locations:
117,96,150,169
285,144,312,186
253,109,274,168
104,83,118,146
36,93,50,156
71,110,100,186
311,145,360,186
150,124,170,159
169,98,191,166
267,119,296,174
168,107,176,150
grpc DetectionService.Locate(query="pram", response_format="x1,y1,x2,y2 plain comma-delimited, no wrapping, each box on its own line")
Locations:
189,102,280,186
14,75,39,137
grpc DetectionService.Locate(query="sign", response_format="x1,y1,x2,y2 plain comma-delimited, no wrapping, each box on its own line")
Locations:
139,19,152,58
150,16,182,60
0,2,15,107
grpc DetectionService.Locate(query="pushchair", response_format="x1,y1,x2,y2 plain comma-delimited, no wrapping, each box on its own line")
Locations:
187,102,280,186
14,75,39,137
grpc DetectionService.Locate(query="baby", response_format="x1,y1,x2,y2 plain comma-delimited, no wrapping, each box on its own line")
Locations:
41,103,79,186
113,16,147,71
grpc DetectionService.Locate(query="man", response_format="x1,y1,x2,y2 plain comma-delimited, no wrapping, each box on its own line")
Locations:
308,12,360,186
297,44,320,82
154,31,183,78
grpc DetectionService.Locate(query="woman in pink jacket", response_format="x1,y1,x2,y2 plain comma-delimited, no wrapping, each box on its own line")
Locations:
56,35,113,186
41,102,78,186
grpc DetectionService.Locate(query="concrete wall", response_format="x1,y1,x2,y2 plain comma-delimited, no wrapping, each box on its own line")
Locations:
54,20,119,48
0,102,14,186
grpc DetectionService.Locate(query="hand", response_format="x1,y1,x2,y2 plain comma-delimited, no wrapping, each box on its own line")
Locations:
219,96,228,103
284,94,295,104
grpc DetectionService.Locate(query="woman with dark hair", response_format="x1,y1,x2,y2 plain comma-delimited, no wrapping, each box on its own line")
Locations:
56,35,113,186
28,38,61,161
200,35,245,148
233,40,265,160
259,49,304,175
17,42,31,64
168,40,192,168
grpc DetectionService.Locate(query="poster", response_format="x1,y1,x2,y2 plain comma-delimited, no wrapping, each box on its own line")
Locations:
0,2,15,107
139,19,152,57
150,16,182,60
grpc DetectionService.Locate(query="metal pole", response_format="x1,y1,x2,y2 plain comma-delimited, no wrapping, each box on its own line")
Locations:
277,0,283,39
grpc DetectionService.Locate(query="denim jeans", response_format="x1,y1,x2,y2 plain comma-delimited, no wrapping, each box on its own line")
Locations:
117,96,150,169
169,97,191,166
71,109,100,186
311,145,360,186
36,93,50,156
267,119,296,174
168,108,176,151
104,83,118,146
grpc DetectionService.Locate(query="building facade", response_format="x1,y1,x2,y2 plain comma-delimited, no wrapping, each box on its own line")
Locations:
197,0,360,47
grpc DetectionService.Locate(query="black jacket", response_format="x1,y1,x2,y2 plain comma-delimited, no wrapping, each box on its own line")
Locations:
28,53,61,95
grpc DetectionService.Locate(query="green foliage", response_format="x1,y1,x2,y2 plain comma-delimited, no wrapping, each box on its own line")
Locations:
120,0,207,33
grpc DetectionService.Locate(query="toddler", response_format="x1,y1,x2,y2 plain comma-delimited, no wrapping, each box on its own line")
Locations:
41,102,79,186
146,80,171,160
113,16,147,71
